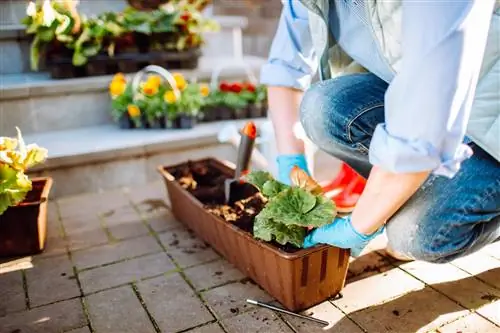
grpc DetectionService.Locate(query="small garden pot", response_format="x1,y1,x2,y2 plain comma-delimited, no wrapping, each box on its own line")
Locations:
246,104,263,118
215,106,234,120
165,118,175,129
158,159,350,311
148,116,164,129
199,107,216,123
175,114,196,129
0,178,53,257
118,114,134,129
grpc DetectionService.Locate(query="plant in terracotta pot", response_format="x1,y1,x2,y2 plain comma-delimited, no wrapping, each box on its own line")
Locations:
0,127,52,256
157,157,349,311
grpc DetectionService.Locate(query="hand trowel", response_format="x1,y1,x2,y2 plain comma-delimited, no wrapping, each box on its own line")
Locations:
224,121,260,206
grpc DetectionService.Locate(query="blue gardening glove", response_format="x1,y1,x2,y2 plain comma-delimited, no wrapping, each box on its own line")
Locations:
303,215,385,257
276,154,310,185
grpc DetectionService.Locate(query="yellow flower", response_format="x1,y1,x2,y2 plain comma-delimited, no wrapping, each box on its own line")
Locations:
109,80,126,97
163,91,178,104
200,84,210,97
146,75,162,88
127,104,141,118
112,72,127,83
142,81,159,96
173,73,187,91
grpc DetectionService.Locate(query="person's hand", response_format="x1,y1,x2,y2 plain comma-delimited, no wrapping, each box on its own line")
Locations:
303,215,384,257
276,154,309,185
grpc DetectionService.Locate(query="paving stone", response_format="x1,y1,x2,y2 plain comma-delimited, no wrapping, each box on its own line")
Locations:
187,323,225,333
476,301,500,326
27,255,80,307
346,251,392,283
145,209,181,233
137,273,214,332
79,252,175,294
348,287,470,333
435,313,499,333
58,193,106,220
65,326,91,333
102,206,150,240
452,253,500,289
282,301,363,333
72,235,162,270
400,261,500,310
86,285,156,333
0,270,26,316
125,180,169,206
332,267,424,313
184,260,245,291
159,227,219,268
222,308,294,333
481,241,500,260
62,216,110,251
202,281,273,319
0,298,86,333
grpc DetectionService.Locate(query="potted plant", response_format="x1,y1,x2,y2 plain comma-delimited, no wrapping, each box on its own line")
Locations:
157,158,350,311
22,0,219,78
0,127,52,257
203,81,250,120
241,83,267,118
109,73,143,129
163,73,210,129
109,69,210,129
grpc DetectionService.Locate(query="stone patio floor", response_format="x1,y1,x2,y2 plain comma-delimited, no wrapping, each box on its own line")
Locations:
1,180,499,333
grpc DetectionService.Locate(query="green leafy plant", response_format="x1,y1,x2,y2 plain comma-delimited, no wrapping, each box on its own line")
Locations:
0,128,48,216
244,168,336,248
22,0,220,69
22,0,80,70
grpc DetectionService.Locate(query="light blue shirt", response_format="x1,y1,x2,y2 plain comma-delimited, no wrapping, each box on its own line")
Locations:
260,0,494,178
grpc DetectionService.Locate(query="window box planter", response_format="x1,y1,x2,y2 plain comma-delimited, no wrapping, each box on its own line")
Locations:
158,158,349,311
0,177,53,257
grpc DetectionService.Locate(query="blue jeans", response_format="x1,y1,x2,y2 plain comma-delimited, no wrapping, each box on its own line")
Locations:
300,73,500,263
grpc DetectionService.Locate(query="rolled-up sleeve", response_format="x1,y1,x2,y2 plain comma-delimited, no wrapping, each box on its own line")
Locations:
369,0,496,178
259,0,318,91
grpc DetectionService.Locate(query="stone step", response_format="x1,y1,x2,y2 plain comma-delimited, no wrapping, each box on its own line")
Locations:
0,55,267,137
24,118,269,198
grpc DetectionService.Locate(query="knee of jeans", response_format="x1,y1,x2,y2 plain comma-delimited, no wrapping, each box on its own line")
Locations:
299,82,349,151
386,212,459,264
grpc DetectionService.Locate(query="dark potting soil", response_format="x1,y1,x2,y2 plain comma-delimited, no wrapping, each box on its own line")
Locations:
168,160,301,253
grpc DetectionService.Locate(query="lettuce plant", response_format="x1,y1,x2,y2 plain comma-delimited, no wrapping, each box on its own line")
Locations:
244,167,336,248
0,128,48,215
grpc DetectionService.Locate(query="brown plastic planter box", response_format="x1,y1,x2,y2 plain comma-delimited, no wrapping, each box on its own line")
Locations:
0,177,53,257
158,158,349,311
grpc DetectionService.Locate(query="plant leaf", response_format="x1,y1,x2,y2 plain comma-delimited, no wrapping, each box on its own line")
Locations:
243,171,274,192
262,180,287,198
290,166,323,195
253,214,306,248
262,187,335,227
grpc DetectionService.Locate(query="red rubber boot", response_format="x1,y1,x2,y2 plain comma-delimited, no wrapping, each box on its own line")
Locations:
322,163,366,213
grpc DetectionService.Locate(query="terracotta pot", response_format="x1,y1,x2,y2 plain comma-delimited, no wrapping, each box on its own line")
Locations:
0,178,53,257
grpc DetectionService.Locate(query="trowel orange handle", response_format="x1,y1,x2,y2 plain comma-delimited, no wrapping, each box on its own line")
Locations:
235,121,256,179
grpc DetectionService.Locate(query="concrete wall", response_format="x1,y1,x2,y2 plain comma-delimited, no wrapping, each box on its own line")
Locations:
212,0,281,58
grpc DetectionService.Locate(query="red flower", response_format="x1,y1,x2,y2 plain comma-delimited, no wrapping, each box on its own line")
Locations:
230,83,243,93
219,82,231,92
243,82,256,92
181,12,191,22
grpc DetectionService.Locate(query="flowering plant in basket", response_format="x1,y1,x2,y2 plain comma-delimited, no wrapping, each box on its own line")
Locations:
109,72,210,129
0,128,48,216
